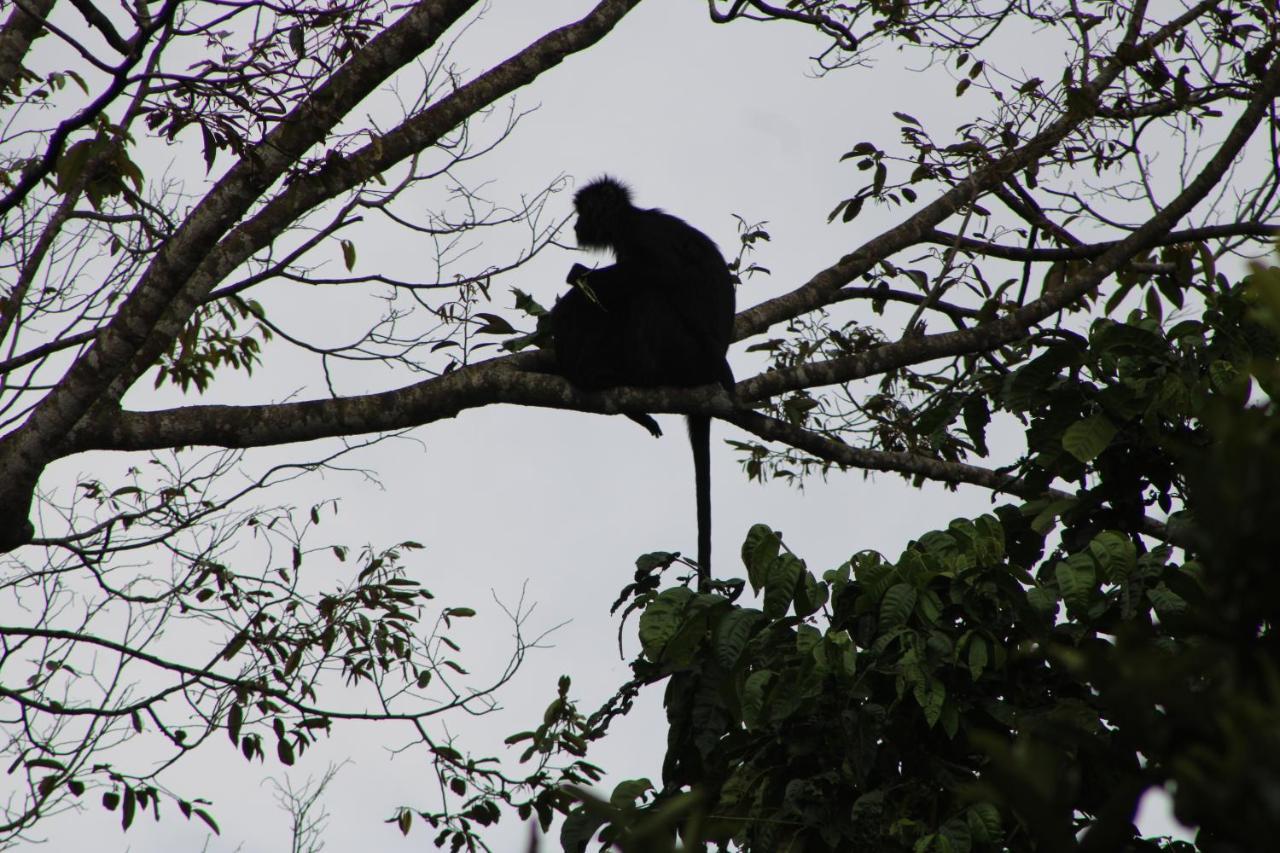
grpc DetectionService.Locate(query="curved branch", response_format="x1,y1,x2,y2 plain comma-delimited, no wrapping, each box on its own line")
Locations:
725,409,1181,546
926,222,1280,263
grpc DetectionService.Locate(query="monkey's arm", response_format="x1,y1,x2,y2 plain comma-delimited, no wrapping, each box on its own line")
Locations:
628,413,663,439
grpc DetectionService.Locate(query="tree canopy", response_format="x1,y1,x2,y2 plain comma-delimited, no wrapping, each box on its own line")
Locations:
1,1,1278,851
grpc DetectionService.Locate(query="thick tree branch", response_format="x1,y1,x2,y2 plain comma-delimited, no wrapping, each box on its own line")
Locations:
65,352,724,453
0,0,54,93
60,359,1186,549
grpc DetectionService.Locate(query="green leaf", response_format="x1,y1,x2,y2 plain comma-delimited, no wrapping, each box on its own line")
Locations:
973,514,1005,563
962,396,991,456
915,833,950,853
222,630,248,661
917,589,943,624
1026,586,1058,619
879,583,917,630
795,623,821,657
793,569,828,617
967,802,1003,844
277,738,295,766
1091,319,1168,357
823,630,856,677
637,587,693,661
916,678,946,727
1029,497,1076,535
1148,582,1187,617
559,806,606,853
1209,359,1244,396
609,778,653,808
940,815,974,853
472,313,515,335
194,808,220,835
227,703,243,745
741,670,774,729
1055,553,1096,609
1062,413,1117,462
341,239,356,271
841,195,864,222
763,554,803,618
55,139,94,193
740,524,781,593
1087,531,1137,581
967,635,989,681
713,608,762,668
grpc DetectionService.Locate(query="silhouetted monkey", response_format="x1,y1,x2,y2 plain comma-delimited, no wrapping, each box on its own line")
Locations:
549,177,734,587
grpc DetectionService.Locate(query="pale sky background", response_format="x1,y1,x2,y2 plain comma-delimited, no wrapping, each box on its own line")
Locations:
7,0,1206,849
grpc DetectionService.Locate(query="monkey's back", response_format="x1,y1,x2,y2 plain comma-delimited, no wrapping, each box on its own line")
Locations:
616,209,735,388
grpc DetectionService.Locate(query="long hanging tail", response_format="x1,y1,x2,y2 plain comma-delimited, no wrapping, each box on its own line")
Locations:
687,415,712,591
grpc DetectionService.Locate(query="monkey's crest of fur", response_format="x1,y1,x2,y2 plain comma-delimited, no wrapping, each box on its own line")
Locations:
573,175,634,251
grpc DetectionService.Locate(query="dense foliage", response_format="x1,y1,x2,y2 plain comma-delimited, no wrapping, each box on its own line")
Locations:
560,267,1280,852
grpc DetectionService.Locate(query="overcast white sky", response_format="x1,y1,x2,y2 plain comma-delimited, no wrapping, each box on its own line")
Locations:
10,1,1199,849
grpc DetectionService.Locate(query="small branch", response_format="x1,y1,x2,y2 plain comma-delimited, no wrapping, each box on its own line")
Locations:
0,330,98,377
0,625,487,722
832,287,981,322
925,222,1280,263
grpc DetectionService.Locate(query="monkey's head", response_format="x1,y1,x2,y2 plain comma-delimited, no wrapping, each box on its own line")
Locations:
573,176,633,252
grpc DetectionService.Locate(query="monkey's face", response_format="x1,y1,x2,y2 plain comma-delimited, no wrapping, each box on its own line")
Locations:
574,214,611,252
572,177,631,253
